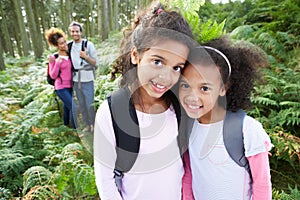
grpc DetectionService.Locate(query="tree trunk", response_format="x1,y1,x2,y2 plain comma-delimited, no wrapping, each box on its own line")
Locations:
12,0,30,57
23,0,43,58
85,0,92,38
32,0,44,56
60,0,66,31
0,37,6,71
98,0,108,41
65,0,71,32
104,0,109,39
137,0,142,10
0,2,14,57
108,0,113,32
114,0,119,31
39,1,49,49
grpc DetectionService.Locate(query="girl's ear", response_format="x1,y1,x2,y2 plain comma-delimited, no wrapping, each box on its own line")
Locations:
131,46,139,65
219,82,229,97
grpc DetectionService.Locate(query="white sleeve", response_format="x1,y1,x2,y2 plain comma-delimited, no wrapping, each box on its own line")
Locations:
94,100,122,200
87,41,98,66
243,115,273,157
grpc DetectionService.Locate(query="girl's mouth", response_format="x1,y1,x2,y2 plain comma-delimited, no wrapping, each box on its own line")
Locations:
150,80,168,93
185,103,203,112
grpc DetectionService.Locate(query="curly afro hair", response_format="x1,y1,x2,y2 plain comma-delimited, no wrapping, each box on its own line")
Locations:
45,27,67,47
186,36,269,112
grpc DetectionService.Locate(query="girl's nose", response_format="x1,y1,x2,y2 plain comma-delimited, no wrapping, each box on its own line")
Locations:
187,91,200,102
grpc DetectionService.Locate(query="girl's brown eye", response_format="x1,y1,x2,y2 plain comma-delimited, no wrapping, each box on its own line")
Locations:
173,66,182,72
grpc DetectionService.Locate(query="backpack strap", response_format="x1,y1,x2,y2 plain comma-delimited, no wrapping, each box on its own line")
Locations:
107,87,140,194
67,41,75,73
107,87,140,173
67,40,88,71
223,109,252,181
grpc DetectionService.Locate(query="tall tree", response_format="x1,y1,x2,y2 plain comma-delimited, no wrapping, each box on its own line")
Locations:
0,3,14,56
32,0,45,54
113,0,119,31
12,0,30,57
39,0,49,49
65,0,72,32
108,0,113,32
23,0,44,58
0,37,6,70
98,0,109,41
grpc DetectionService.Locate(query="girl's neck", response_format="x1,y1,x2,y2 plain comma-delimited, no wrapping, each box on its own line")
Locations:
199,106,226,124
58,50,68,56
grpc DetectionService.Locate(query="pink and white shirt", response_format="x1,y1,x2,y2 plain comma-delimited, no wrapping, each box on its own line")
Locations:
185,116,272,200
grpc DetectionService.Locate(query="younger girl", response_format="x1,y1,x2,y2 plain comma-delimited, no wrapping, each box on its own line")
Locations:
94,2,195,200
45,27,76,128
179,36,272,200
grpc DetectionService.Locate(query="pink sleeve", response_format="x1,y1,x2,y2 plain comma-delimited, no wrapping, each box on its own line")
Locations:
247,152,272,200
49,58,60,79
182,151,194,200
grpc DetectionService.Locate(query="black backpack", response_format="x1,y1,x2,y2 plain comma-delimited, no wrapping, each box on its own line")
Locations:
47,53,59,85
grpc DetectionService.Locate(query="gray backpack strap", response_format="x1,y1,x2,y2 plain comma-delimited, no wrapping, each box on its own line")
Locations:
107,87,140,194
223,110,252,180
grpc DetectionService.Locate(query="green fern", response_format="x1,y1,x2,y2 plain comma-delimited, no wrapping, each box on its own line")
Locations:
272,185,300,200
252,96,278,107
23,185,59,200
231,25,256,40
0,148,33,193
22,166,53,196
0,149,34,175
52,143,97,197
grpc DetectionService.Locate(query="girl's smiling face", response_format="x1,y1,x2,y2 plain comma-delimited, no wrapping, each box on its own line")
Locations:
179,63,226,122
131,39,189,99
57,37,68,51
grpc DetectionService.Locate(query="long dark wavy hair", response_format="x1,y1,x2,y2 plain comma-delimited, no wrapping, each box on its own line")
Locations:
111,1,195,88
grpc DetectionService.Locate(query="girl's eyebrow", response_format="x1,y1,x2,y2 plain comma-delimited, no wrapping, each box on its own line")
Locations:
151,54,185,66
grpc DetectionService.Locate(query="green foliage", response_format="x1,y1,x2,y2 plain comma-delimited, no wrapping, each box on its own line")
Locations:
0,148,34,192
184,10,226,44
52,143,97,197
94,32,122,109
22,166,53,196
272,185,300,200
22,185,59,200
0,187,12,200
0,56,97,198
269,129,300,168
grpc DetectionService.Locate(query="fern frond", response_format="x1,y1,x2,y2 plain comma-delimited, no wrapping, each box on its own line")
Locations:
23,185,59,200
22,166,53,195
252,96,278,107
73,163,97,195
231,25,255,40
0,149,34,175
278,108,300,126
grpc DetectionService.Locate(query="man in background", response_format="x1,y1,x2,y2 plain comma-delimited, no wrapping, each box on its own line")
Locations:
68,21,98,133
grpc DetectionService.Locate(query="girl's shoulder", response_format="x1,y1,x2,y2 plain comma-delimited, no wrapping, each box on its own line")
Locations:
243,115,272,156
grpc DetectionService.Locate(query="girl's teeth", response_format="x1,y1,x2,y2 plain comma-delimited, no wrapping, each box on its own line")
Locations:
156,84,165,89
153,81,165,89
188,105,201,109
